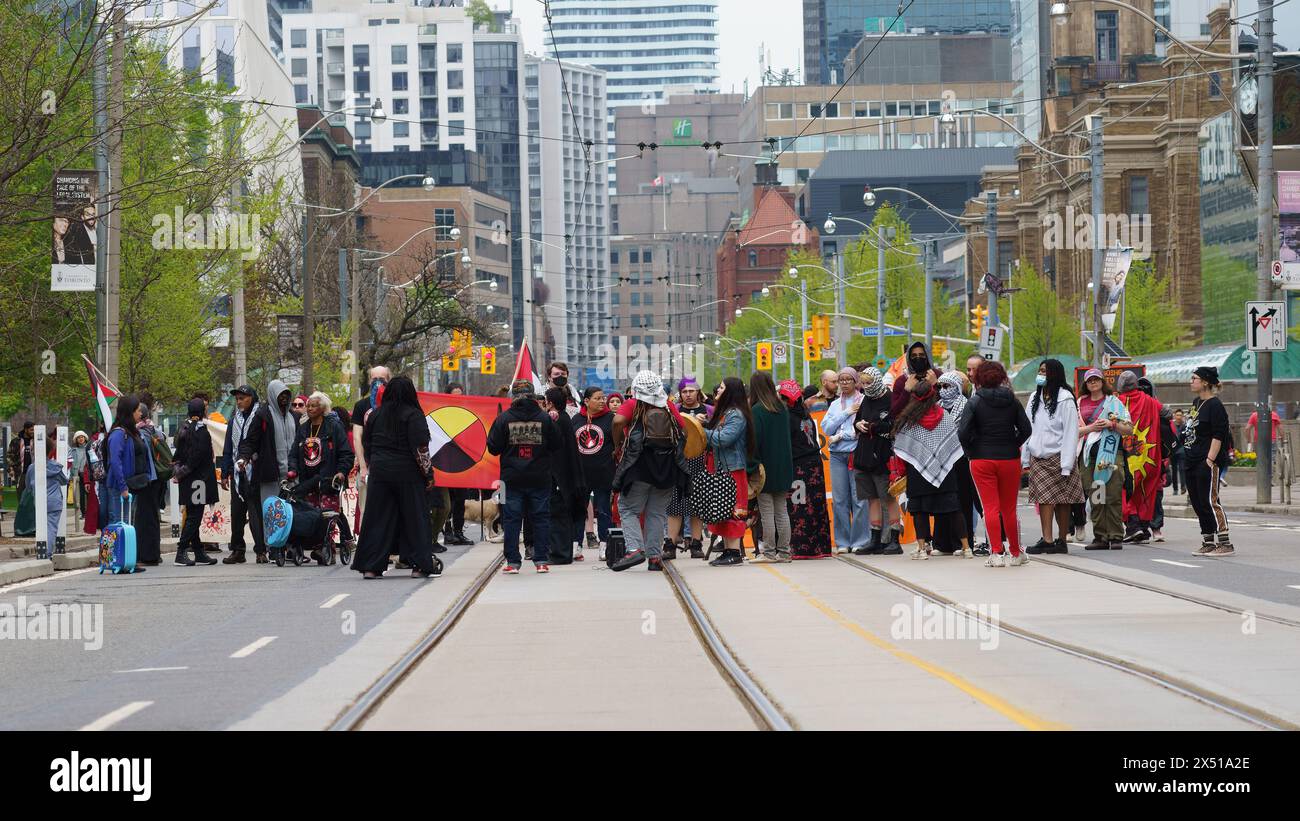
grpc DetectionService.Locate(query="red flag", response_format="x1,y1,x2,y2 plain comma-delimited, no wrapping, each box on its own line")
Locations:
82,355,120,432
1120,390,1163,522
418,391,511,490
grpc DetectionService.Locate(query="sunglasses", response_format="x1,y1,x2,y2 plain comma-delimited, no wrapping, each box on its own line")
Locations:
292,401,305,408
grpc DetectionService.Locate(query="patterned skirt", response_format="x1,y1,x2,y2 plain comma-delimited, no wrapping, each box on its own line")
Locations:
668,452,707,517
1027,453,1085,505
705,461,750,541
788,457,832,558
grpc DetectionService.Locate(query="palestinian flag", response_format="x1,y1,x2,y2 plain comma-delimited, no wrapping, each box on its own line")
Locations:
83,355,120,432
511,339,544,394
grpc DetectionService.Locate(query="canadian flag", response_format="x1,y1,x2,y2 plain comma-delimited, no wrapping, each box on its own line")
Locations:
652,175,663,187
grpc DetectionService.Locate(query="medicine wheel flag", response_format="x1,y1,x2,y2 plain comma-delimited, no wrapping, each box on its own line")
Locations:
82,355,120,433
418,391,511,489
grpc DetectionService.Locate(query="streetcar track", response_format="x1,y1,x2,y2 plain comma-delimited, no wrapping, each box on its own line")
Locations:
835,555,1299,731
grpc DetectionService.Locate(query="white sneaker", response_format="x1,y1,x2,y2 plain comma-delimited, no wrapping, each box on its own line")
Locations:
749,554,777,564
985,553,1005,567
836,545,851,554
910,544,929,561
958,545,974,559
1152,530,1165,542
1007,553,1028,567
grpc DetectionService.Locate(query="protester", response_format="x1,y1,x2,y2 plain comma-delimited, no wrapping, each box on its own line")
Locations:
667,378,711,559
352,365,391,524
1074,368,1133,551
170,399,219,566
1186,367,1234,556
780,379,833,558
292,395,308,416
351,376,440,578
1139,377,1176,542
542,386,588,564
892,341,942,416
1246,406,1282,470
821,367,869,554
893,379,972,559
7,421,35,495
1023,359,1082,554
851,366,900,555
1116,371,1163,543
25,435,67,548
547,361,582,416
288,391,357,562
747,372,794,563
935,370,979,554
609,371,690,571
959,360,1032,566
236,378,298,522
806,370,838,412
134,402,166,564
703,377,756,567
966,354,986,384
1171,408,1187,495
575,386,615,556
606,392,624,413
487,379,562,574
220,386,267,563
71,430,100,535
447,383,465,395
104,396,152,569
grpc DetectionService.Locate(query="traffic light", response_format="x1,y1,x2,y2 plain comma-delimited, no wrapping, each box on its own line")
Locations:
480,346,496,375
451,329,473,358
812,314,831,348
931,340,949,359
756,342,772,370
970,305,988,337
803,330,822,362
441,354,458,371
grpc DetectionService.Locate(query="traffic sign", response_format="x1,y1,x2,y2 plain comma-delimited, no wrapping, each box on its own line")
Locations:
1273,259,1300,289
978,326,1003,360
861,326,907,337
873,357,890,371
773,342,788,364
1246,300,1287,352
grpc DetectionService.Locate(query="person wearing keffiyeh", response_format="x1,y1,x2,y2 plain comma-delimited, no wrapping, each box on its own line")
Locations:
934,370,980,554
892,381,973,560
851,367,901,554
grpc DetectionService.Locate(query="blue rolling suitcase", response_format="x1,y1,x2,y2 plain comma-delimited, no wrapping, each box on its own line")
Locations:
99,496,140,574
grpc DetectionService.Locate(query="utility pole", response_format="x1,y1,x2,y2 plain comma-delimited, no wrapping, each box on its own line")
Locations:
1256,0,1276,505
104,4,126,385
800,279,810,386
985,190,999,341
1090,113,1105,369
834,252,848,367
93,7,108,372
875,229,886,358
232,181,247,387
787,314,795,382
302,210,314,392
923,238,935,353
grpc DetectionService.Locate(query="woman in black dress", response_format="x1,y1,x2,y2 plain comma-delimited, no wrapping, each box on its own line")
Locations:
350,376,439,579
892,380,973,560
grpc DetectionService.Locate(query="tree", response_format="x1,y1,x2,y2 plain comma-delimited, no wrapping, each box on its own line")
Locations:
467,0,497,31
1008,262,1080,361
1120,260,1185,356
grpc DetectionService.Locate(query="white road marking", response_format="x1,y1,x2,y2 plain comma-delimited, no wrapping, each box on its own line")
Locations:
0,567,97,593
319,593,349,609
115,667,189,674
80,701,153,731
1152,559,1201,568
1288,585,1300,591
230,636,277,659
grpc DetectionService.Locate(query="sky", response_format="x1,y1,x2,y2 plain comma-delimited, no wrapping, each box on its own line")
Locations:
508,1,1297,95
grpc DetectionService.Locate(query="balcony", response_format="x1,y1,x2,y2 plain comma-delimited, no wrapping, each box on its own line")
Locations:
418,24,437,37
324,31,343,48
326,87,345,103
326,62,344,75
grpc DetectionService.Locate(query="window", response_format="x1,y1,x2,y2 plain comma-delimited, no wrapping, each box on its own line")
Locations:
644,293,654,305
611,292,620,305
391,45,407,65
392,72,408,91
748,250,758,268
291,58,307,77
354,72,370,93
447,43,463,63
434,208,455,240
810,102,837,118
898,102,912,117
290,29,306,49
1095,11,1118,63
448,96,463,113
631,293,641,306
854,102,869,117
869,101,881,117
182,28,200,75
642,247,652,263
765,102,794,119
629,249,639,264
885,102,898,117
419,44,437,70
1209,72,1222,98
355,120,371,139
643,314,652,327
294,84,308,104
447,120,464,137
352,44,369,67
610,249,619,265
393,98,408,115
928,100,941,116
215,25,235,86
1128,175,1149,215
393,121,409,138
447,70,463,90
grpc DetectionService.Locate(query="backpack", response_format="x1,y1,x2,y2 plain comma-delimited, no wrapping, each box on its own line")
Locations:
149,432,174,481
641,406,678,450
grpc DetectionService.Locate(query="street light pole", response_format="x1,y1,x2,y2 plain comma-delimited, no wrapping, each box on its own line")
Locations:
876,228,886,358
1257,0,1276,504
788,314,795,382
835,253,848,367
800,279,810,386
985,190,999,337
1090,113,1105,369
924,239,935,353
302,210,314,392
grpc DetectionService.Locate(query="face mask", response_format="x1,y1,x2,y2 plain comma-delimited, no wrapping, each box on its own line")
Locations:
1035,375,1047,387
552,375,567,388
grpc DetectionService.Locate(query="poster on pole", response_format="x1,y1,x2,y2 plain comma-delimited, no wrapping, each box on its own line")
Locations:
51,170,98,292
1279,171,1300,289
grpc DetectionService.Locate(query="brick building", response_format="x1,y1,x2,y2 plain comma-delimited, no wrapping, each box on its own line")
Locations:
715,185,820,331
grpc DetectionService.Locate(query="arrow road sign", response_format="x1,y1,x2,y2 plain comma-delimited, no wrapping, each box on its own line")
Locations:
1246,300,1287,352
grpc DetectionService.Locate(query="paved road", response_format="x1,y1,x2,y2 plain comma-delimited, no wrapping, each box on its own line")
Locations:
0,543,478,731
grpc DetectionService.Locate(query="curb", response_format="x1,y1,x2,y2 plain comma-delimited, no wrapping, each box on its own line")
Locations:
0,558,54,587
4,539,181,585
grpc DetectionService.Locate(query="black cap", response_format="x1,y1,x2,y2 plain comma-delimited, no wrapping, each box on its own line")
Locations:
230,385,254,396
1192,366,1220,386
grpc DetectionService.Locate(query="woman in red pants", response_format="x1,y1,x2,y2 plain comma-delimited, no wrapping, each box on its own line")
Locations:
957,360,1033,567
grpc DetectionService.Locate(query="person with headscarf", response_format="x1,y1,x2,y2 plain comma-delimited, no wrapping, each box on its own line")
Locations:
960,360,1033,565
1116,370,1164,544
891,341,942,417
352,376,441,578
1074,367,1132,551
1185,366,1233,555
851,366,900,554
821,366,869,553
892,379,971,560
780,379,832,558
666,377,711,559
71,429,100,535
132,402,166,565
932,370,980,555
1022,358,1082,554
171,398,219,566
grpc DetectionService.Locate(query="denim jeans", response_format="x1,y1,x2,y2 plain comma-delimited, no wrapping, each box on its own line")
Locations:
503,484,550,566
590,488,612,543
829,451,869,550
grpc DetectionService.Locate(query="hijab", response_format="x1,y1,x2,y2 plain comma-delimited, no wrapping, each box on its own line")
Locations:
861,366,888,399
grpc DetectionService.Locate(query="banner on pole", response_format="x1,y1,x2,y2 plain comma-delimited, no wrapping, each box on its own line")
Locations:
51,170,98,292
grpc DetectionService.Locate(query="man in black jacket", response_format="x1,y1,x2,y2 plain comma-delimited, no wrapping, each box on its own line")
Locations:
221,385,267,563
235,378,298,538
172,399,220,566
486,380,562,573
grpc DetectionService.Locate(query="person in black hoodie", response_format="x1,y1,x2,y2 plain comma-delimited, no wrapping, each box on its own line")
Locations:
851,366,900,555
221,385,268,563
288,391,357,562
543,386,589,564
171,398,219,566
487,379,563,573
957,360,1032,566
574,386,615,552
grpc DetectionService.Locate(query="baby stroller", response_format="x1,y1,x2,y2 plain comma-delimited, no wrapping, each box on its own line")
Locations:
262,476,352,567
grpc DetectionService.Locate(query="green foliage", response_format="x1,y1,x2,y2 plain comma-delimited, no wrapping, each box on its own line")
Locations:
1120,259,1185,356
467,0,497,30
1009,262,1080,362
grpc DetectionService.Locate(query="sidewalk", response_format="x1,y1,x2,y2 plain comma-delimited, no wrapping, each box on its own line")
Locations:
1161,483,1300,518
0,506,185,586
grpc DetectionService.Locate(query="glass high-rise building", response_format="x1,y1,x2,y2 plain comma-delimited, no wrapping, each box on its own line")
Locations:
804,0,1012,85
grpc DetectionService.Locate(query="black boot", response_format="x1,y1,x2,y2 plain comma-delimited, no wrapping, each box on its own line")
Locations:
880,526,903,555
222,550,247,564
855,528,882,555
174,546,195,566
1025,538,1052,555
662,538,677,560
193,544,218,565
688,538,705,559
452,530,474,546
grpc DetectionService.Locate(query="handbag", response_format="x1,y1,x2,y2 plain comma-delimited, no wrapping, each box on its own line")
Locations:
688,445,738,524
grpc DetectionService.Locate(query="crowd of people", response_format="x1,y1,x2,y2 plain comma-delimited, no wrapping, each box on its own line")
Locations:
0,348,1245,576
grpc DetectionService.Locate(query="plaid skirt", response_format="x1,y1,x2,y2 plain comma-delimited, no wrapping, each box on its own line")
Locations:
1027,453,1084,505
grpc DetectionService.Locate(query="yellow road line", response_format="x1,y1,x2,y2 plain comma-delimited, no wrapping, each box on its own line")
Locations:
758,565,1070,731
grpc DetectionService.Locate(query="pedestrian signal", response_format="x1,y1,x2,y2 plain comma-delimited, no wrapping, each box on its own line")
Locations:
756,342,772,370
812,314,831,348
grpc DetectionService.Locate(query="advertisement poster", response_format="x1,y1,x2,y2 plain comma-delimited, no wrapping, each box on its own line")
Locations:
50,170,98,291
1280,171,1300,284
